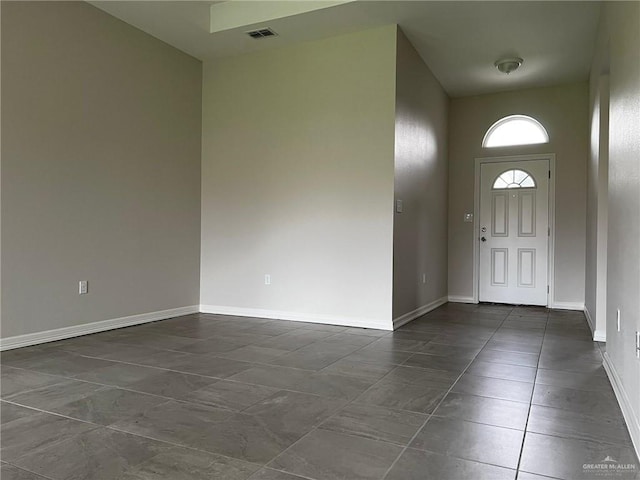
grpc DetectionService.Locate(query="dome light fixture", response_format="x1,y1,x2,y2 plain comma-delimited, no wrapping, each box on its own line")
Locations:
495,57,523,75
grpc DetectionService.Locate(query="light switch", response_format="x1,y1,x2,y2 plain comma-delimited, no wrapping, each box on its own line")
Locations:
396,199,403,213
464,213,473,222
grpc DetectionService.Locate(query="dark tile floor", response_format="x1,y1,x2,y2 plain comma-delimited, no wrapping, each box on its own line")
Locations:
1,303,639,479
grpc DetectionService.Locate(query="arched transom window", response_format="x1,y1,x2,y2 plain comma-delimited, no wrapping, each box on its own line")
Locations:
482,115,549,148
493,169,536,189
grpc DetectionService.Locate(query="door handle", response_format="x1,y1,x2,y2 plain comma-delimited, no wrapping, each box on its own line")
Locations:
481,236,487,242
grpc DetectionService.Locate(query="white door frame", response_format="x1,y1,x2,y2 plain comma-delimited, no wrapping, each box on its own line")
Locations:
473,153,557,306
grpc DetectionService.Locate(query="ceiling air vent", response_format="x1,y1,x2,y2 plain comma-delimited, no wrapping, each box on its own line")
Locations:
246,28,278,39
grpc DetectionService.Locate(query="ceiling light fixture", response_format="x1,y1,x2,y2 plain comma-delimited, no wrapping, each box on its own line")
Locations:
495,57,523,75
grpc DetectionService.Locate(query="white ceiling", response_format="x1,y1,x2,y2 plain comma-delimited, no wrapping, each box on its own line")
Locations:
90,1,601,97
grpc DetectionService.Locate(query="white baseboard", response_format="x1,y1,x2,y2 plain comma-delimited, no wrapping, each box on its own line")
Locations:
0,305,199,351
603,352,640,460
448,295,476,304
199,305,393,331
393,296,448,329
584,307,607,342
548,301,584,311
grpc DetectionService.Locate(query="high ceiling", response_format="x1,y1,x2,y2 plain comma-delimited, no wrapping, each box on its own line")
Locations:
90,1,601,97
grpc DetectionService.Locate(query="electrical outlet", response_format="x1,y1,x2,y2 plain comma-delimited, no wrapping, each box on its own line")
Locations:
264,274,271,285
396,199,403,213
79,280,88,295
617,308,621,332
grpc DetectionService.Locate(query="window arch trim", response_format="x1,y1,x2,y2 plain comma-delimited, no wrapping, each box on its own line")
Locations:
482,115,549,148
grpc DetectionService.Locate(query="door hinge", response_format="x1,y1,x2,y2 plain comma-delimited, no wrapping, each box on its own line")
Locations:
547,285,550,294
548,170,551,179
548,227,550,236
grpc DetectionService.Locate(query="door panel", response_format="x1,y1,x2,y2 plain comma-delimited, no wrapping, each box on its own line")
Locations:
518,191,536,236
479,159,549,305
492,192,509,236
491,248,508,286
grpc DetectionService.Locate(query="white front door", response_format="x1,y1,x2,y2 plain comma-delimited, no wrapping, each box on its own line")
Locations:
479,159,549,305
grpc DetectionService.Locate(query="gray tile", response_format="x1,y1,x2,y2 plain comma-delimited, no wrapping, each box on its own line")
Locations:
427,333,490,348
161,354,252,378
5,378,105,410
0,464,49,480
343,327,388,337
215,332,278,346
183,380,280,411
492,329,544,346
13,426,168,480
230,365,373,400
0,345,62,366
245,390,347,441
112,400,295,463
341,349,414,365
56,341,164,363
411,416,524,469
1,365,64,397
484,339,542,355
176,338,243,355
517,473,561,480
412,342,482,358
107,332,200,351
511,306,549,317
217,345,290,363
319,403,426,445
534,368,612,392
527,404,633,447
1,401,38,425
532,384,622,420
385,448,516,480
228,365,316,390
257,330,335,351
119,445,260,480
292,372,374,400
0,411,96,462
538,356,603,373
355,378,448,413
249,468,309,480
366,336,428,352
390,330,439,342
322,332,378,346
434,392,529,430
503,317,547,330
4,350,115,377
381,365,459,388
451,374,534,403
295,323,348,333
51,387,168,425
320,358,395,381
476,349,539,367
467,360,537,383
266,342,360,370
74,363,162,387
402,353,471,373
520,432,639,480
269,428,402,480
126,370,217,400
129,350,193,369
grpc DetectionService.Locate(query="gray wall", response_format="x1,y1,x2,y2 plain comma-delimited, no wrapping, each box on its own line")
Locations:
200,26,397,329
393,29,449,321
448,83,589,306
591,1,640,451
585,74,609,340
1,2,202,339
